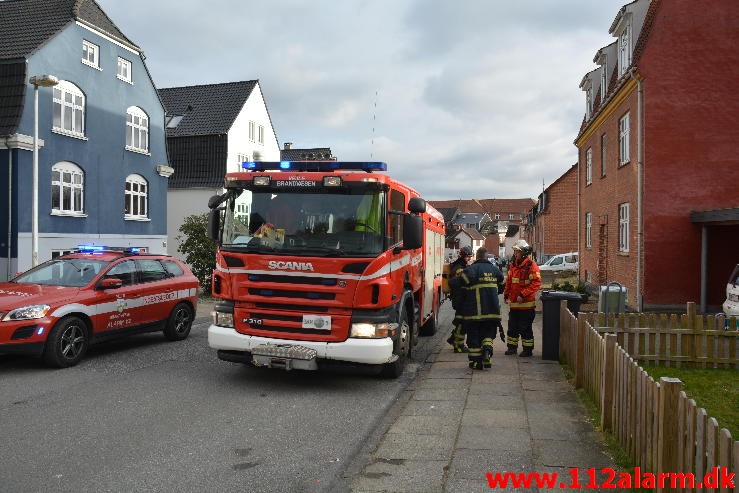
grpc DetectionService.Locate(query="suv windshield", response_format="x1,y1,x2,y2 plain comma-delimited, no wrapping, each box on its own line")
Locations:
221,189,385,257
13,258,110,287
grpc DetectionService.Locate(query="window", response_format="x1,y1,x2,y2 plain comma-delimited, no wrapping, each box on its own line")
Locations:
388,190,405,246
137,259,167,283
53,81,85,137
82,40,99,68
51,249,76,259
585,86,593,120
125,174,148,219
236,152,250,164
126,107,149,153
619,203,630,252
258,124,264,145
600,60,607,100
165,115,183,128
618,22,631,76
249,121,256,142
162,260,185,277
585,148,592,185
104,260,137,286
586,212,592,248
494,214,500,220
509,214,515,220
117,57,132,82
600,134,607,177
51,162,84,215
619,113,630,165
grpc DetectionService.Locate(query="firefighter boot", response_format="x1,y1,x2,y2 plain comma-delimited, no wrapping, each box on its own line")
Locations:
504,345,518,356
482,347,493,368
519,348,533,357
519,338,534,357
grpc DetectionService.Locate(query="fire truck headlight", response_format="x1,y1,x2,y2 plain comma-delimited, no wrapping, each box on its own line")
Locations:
350,322,397,338
253,176,270,186
3,304,51,321
323,176,342,187
211,311,234,328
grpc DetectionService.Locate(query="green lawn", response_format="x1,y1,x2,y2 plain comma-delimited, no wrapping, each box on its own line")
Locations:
642,365,738,438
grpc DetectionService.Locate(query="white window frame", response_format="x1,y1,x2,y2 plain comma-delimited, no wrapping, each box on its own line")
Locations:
494,214,500,220
600,133,607,177
619,203,630,252
53,81,86,138
600,61,608,100
509,213,515,220
585,86,593,120
585,212,592,248
82,40,100,69
619,113,630,165
117,57,132,83
51,162,85,215
125,174,148,220
585,148,592,185
248,121,256,142
126,106,149,154
618,22,632,76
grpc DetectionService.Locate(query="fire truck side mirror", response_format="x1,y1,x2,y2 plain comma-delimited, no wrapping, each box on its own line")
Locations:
408,197,426,214
402,214,423,250
208,194,223,209
207,209,221,243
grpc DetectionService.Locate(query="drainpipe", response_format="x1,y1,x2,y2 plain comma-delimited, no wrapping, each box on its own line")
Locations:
4,136,12,281
628,67,643,311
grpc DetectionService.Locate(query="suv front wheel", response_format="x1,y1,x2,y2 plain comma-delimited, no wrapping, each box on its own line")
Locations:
43,316,89,368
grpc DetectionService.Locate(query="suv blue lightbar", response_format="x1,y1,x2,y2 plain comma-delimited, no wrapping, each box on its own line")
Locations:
241,161,387,172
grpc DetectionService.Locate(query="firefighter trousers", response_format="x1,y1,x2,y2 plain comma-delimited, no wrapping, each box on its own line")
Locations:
507,309,535,353
447,314,467,352
464,321,496,369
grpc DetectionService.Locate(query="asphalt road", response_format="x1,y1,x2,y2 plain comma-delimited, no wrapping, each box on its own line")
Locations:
0,301,453,493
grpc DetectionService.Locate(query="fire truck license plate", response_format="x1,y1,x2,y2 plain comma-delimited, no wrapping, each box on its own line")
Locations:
302,315,331,330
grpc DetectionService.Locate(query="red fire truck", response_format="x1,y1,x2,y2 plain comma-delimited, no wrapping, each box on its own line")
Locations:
206,161,445,377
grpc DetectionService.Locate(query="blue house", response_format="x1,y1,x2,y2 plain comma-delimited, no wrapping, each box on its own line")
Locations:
0,0,170,278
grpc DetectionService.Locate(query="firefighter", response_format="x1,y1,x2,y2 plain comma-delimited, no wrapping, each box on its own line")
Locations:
450,247,505,370
446,246,472,352
503,239,542,357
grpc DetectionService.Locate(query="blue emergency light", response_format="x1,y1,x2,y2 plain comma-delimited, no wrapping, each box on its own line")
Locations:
76,245,143,254
241,161,387,172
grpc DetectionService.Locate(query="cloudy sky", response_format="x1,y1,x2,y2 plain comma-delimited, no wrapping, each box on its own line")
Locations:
98,0,621,201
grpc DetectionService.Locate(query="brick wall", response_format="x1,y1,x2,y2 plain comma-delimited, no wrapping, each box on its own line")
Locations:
533,165,578,260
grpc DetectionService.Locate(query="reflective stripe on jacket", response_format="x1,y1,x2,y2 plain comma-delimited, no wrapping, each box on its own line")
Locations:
504,257,542,310
449,260,504,321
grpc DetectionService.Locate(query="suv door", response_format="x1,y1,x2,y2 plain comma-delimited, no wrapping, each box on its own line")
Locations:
93,259,143,335
135,258,178,325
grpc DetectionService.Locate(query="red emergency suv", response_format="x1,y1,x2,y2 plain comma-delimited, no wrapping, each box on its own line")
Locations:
0,247,199,367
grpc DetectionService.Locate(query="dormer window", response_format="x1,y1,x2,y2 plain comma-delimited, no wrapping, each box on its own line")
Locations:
585,86,593,120
617,20,632,76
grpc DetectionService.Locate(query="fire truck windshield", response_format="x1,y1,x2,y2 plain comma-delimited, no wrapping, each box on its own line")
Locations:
220,189,385,257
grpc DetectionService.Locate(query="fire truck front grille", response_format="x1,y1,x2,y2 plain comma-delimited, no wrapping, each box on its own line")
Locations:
254,303,330,313
248,274,337,286
248,289,335,300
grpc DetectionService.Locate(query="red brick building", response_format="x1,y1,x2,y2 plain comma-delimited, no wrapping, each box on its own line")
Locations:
523,164,578,262
576,0,739,311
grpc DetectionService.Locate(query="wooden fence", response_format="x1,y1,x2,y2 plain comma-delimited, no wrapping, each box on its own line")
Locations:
559,301,738,492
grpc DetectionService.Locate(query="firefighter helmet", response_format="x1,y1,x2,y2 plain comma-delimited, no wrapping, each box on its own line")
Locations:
512,239,532,256
459,246,473,257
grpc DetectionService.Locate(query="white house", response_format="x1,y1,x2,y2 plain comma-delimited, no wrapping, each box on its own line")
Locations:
158,81,280,258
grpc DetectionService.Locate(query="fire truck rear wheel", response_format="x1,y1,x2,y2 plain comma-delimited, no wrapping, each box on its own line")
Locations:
380,304,411,378
163,302,194,341
43,316,89,368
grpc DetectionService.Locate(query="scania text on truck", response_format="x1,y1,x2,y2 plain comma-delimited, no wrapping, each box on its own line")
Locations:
206,161,445,377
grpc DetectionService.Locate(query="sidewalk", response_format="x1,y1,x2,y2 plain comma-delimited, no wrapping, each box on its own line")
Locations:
350,303,616,492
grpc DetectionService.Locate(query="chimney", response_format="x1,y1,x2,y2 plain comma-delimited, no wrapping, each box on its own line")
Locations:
284,142,292,150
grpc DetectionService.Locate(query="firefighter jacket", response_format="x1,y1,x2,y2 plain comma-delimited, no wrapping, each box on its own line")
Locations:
504,256,542,310
448,256,468,311
450,260,505,321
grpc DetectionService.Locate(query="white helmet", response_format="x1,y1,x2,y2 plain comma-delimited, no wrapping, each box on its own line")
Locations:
512,239,532,255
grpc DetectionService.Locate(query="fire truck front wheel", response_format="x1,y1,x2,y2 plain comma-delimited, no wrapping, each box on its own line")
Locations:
380,304,411,378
